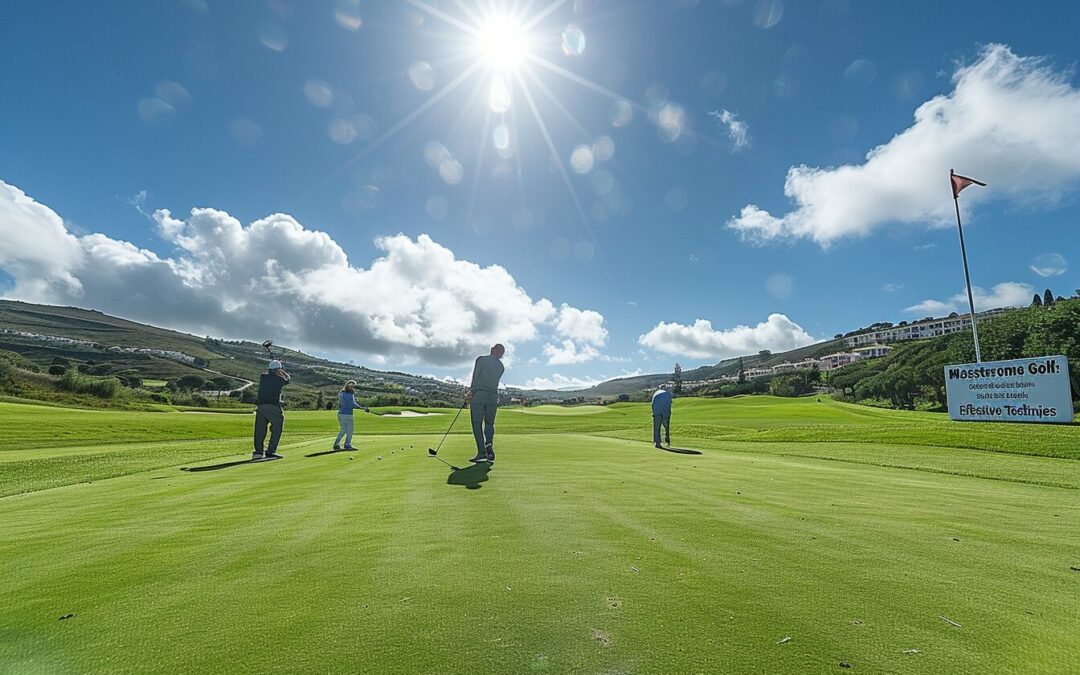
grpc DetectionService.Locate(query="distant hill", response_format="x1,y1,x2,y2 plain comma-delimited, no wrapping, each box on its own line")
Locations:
0,300,860,405
0,300,467,408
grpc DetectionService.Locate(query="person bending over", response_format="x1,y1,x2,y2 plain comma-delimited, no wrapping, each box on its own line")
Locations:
651,384,672,449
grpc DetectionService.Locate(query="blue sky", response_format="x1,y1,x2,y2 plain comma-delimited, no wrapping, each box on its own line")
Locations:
1,0,1078,388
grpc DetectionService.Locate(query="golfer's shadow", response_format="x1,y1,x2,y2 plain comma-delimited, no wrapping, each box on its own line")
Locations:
305,449,353,458
181,459,253,472
660,446,702,456
447,463,491,490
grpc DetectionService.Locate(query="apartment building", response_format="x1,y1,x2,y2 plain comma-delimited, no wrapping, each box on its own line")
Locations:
843,309,1009,348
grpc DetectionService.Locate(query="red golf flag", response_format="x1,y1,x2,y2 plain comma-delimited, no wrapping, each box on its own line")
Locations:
951,170,986,198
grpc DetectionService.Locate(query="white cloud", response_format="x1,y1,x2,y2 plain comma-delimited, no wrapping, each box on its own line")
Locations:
542,303,608,365
553,304,607,345
904,299,955,316
1030,253,1066,277
708,109,750,149
520,373,606,390
517,368,644,391
905,281,1034,315
728,45,1080,245
542,340,601,365
0,180,606,368
881,283,904,293
638,313,815,360
0,181,83,297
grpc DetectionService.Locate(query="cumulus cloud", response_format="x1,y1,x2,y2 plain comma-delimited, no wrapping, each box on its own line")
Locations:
728,45,1080,245
708,109,750,149
542,303,609,365
638,313,815,360
905,281,1034,315
517,368,643,391
0,180,605,368
542,340,601,365
520,373,606,391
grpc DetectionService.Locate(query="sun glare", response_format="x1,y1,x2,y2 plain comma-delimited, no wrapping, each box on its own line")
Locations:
476,15,530,72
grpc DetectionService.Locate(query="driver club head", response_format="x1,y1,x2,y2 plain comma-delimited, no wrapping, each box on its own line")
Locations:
427,447,437,456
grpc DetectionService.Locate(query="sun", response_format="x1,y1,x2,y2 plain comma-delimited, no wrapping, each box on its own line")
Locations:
475,14,531,72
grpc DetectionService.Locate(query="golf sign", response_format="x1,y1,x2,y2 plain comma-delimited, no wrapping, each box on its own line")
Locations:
945,355,1074,423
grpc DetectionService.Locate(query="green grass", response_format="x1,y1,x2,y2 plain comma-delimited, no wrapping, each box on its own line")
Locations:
512,404,612,415
1,397,1078,673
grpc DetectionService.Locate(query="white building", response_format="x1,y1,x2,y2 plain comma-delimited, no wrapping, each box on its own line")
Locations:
819,352,862,370
851,344,892,359
844,309,1010,348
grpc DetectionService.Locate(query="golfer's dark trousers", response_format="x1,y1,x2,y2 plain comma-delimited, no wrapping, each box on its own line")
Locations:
254,403,285,453
470,391,498,454
652,413,671,446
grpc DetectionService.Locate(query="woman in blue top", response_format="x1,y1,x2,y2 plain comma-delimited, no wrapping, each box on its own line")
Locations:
334,380,367,450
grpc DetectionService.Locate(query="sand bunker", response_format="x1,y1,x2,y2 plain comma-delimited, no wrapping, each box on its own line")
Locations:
380,410,444,417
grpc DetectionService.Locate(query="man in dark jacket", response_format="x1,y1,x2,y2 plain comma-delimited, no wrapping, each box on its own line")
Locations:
253,360,290,461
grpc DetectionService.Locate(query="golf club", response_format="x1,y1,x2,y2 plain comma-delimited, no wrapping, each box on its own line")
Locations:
262,339,277,362
429,453,459,471
428,399,467,460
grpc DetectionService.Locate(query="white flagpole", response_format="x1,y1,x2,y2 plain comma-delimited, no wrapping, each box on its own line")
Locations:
951,169,982,363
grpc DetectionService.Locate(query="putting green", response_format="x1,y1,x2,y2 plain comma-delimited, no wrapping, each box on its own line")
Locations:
1,398,1078,673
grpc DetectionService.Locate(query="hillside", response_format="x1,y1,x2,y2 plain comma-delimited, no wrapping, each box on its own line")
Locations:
0,300,467,408
0,300,866,404
827,297,1080,409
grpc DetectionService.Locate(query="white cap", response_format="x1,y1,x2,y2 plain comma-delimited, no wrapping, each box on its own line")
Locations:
268,360,283,370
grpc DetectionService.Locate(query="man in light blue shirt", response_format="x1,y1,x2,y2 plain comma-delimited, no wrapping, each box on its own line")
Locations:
651,384,672,448
465,343,505,464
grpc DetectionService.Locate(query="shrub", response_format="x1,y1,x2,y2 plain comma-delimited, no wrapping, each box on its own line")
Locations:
48,365,67,376
769,370,816,397
58,370,121,399
175,374,206,390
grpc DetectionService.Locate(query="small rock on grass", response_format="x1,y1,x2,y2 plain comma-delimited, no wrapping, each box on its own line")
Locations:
839,661,852,669
58,613,75,621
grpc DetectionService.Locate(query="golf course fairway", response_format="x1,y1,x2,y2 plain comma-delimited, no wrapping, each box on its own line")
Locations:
1,397,1078,673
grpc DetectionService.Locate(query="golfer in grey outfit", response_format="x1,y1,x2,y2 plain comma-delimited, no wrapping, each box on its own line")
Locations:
465,344,505,463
